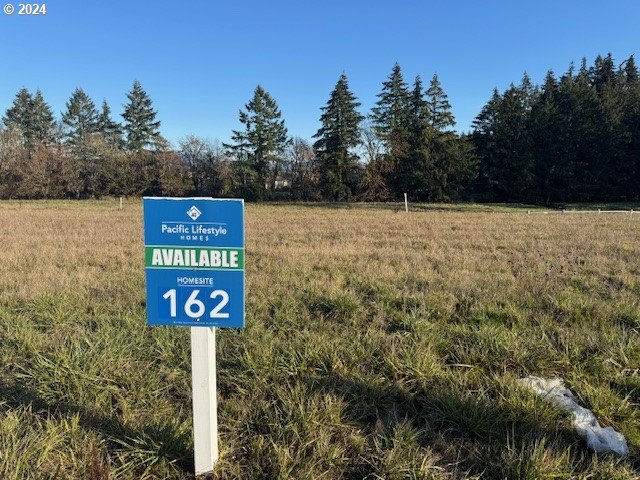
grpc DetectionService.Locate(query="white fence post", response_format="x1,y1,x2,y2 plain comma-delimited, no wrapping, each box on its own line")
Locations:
404,193,408,213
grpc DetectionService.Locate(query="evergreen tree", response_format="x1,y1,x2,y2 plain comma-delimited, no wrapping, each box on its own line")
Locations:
394,74,475,201
122,80,161,151
473,78,535,202
30,90,56,145
472,88,501,200
472,54,640,203
445,135,477,201
62,88,99,145
371,63,411,196
3,88,33,135
313,74,364,200
622,55,639,85
61,89,106,198
409,76,429,130
529,70,562,203
96,100,123,148
224,86,289,198
568,59,610,200
424,74,475,200
371,64,411,143
394,76,432,198
518,72,536,113
592,53,616,92
3,88,55,147
226,111,256,196
426,74,455,130
578,57,589,78
425,73,458,194
227,111,251,162
620,55,640,199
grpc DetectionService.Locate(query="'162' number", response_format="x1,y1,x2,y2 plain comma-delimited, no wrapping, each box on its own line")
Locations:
162,289,229,319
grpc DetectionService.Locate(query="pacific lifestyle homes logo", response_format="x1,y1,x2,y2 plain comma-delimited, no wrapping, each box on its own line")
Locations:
187,205,202,221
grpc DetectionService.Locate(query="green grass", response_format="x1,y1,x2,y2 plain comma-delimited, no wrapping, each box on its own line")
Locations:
0,201,638,479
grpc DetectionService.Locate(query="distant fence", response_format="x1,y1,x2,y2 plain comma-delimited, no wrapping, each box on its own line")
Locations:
526,209,635,214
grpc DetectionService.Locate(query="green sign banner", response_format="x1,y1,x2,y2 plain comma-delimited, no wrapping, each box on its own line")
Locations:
145,246,244,270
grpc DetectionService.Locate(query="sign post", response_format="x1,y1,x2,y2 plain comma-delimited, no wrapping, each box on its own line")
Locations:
143,197,245,475
191,326,218,473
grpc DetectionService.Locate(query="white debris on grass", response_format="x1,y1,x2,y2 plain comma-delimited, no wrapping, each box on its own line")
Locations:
518,375,629,456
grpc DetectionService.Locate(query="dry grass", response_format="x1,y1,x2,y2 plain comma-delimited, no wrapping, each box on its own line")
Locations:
0,200,638,479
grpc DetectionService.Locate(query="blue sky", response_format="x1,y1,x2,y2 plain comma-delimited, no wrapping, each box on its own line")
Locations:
1,1,639,145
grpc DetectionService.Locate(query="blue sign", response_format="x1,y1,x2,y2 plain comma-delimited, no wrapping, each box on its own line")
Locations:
143,197,245,328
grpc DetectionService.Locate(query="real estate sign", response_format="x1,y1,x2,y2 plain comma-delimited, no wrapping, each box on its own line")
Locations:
143,197,245,328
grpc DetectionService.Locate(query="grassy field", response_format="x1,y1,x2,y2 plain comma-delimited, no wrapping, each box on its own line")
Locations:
0,200,639,479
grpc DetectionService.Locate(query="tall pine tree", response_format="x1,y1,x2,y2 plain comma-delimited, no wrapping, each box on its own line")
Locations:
313,74,364,200
529,70,563,203
473,76,535,201
371,63,411,197
3,88,55,147
96,100,123,148
3,88,33,135
620,55,640,199
30,90,56,145
394,76,431,198
426,74,455,131
122,81,161,151
62,88,99,145
423,74,475,200
224,86,289,198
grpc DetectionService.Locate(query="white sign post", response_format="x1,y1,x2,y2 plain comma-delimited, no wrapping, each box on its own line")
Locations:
191,326,218,474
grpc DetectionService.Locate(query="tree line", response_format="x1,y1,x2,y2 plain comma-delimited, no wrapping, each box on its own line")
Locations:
1,53,638,203
473,53,640,203
0,81,188,199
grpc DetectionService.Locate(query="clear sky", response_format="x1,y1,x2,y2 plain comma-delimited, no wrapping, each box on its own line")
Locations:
1,1,639,146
